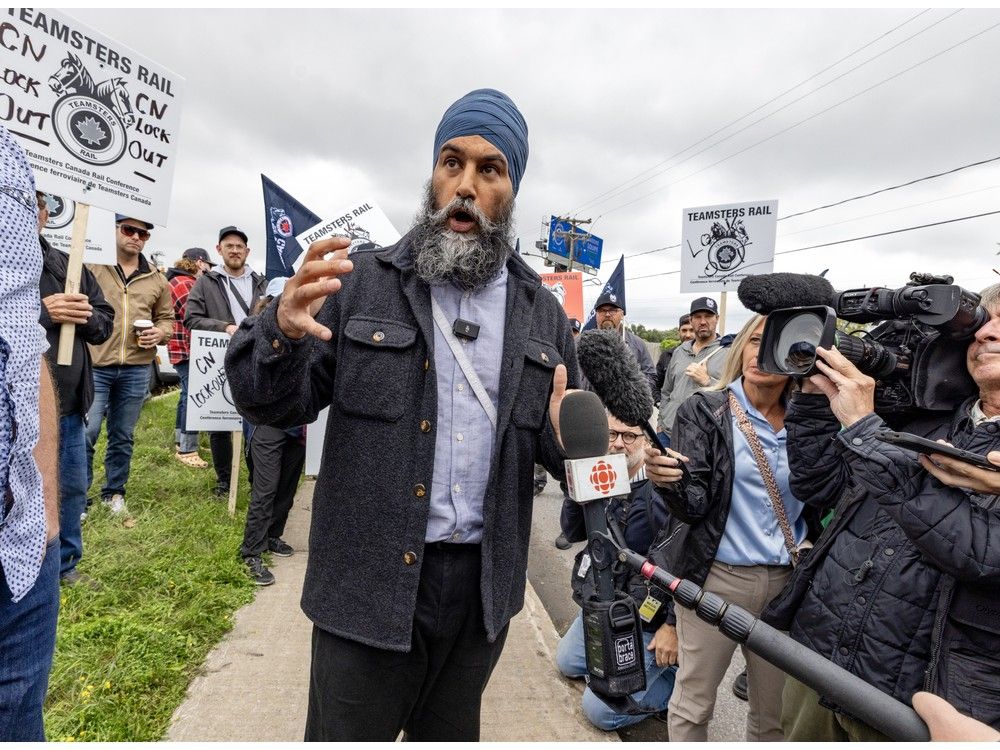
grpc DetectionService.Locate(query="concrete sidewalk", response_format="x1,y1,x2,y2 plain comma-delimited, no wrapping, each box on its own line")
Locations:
166,481,614,742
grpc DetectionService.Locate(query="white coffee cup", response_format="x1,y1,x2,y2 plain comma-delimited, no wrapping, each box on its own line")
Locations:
134,318,154,345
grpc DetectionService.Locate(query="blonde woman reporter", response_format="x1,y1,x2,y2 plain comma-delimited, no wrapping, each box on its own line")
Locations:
644,315,807,741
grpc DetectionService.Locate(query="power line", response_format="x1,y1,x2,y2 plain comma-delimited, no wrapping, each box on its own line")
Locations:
598,17,1000,219
780,155,1000,221
623,209,1000,282
571,8,932,213
605,154,1000,264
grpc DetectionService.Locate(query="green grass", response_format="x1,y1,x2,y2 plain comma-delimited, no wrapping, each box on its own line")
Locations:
44,390,256,742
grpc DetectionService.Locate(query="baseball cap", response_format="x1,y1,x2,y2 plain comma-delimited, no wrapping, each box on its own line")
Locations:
690,297,719,316
569,318,582,334
182,247,215,266
115,213,154,230
594,290,624,314
219,225,248,244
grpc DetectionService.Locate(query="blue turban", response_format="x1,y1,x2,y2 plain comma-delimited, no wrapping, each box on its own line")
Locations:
433,88,529,195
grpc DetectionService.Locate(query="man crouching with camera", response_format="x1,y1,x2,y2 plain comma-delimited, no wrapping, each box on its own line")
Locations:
760,283,1000,740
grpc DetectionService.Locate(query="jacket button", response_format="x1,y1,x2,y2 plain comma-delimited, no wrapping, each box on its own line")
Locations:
885,547,894,556
403,551,417,565
541,352,549,363
858,596,866,605
839,646,849,655
424,359,429,371
851,437,863,446
271,339,282,351
414,484,426,498
420,420,431,433
372,331,385,343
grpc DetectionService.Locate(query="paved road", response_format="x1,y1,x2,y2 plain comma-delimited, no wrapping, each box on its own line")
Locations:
527,472,749,742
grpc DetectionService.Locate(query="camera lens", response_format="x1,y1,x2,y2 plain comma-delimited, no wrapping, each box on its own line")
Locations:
774,312,825,375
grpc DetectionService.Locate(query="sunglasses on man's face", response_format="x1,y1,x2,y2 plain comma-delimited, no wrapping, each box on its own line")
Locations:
119,224,151,241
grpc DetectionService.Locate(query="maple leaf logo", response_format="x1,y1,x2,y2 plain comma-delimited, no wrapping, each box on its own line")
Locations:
75,116,107,147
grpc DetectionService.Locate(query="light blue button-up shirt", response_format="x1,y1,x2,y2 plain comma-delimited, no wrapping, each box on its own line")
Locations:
715,378,807,567
426,267,508,544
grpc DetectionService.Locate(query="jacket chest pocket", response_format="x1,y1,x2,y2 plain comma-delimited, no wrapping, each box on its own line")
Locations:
336,316,419,422
511,338,561,431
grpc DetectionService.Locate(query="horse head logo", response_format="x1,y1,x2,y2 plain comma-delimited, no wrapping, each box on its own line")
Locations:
48,52,87,96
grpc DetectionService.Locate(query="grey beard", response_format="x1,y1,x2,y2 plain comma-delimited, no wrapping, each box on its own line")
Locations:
411,182,515,290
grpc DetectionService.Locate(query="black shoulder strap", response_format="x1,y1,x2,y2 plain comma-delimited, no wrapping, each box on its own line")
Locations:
226,277,251,316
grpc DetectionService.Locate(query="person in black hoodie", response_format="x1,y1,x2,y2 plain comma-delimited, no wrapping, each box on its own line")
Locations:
36,192,114,587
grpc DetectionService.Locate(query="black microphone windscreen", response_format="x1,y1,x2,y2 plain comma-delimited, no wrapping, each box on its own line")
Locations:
737,273,835,314
576,329,654,427
559,391,611,459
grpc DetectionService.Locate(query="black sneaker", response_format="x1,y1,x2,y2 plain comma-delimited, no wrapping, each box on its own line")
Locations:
733,669,749,701
213,485,230,499
554,533,572,550
245,556,274,586
268,537,294,557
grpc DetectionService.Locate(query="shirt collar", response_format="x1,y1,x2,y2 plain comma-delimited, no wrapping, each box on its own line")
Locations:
970,399,1000,425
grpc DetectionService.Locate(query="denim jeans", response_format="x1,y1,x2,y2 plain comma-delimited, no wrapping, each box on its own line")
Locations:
173,360,199,453
0,537,59,741
58,413,88,576
556,611,677,731
86,364,149,498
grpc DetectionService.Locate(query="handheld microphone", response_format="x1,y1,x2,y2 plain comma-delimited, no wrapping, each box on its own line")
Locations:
559,391,646,700
576,330,667,455
737,272,836,314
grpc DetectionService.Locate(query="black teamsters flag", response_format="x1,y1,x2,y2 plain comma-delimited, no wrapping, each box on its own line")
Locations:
261,174,322,280
583,255,625,331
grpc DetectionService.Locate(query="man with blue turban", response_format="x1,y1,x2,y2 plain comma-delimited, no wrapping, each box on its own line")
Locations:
227,89,579,740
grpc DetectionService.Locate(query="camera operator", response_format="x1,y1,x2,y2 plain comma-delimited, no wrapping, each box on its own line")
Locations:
760,283,1000,740
645,314,813,742
554,412,677,731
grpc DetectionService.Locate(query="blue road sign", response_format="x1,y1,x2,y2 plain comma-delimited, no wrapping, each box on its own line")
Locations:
547,216,603,269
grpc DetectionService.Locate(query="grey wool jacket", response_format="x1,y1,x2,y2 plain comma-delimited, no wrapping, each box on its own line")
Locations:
225,234,579,651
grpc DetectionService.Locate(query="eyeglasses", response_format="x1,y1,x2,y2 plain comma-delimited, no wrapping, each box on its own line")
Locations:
597,308,621,316
609,430,642,445
119,224,151,241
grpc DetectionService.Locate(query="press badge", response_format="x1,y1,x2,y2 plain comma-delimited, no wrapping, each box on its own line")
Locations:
639,594,663,623
577,553,592,579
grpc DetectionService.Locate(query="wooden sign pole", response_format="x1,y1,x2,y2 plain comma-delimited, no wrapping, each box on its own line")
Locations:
228,429,242,517
718,290,728,336
57,202,90,365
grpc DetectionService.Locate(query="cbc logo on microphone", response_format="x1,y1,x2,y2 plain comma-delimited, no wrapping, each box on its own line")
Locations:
589,460,618,496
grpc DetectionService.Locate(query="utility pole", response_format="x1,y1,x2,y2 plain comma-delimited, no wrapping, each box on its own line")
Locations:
552,216,592,273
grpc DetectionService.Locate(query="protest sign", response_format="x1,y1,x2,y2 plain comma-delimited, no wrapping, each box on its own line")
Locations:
186,331,242,432
540,271,584,322
41,193,115,265
2,8,185,226
680,200,778,293
293,199,400,269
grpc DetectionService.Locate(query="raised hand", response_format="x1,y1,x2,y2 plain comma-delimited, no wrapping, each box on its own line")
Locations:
276,237,353,341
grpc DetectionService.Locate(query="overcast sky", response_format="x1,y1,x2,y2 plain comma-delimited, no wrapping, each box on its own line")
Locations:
65,7,1000,333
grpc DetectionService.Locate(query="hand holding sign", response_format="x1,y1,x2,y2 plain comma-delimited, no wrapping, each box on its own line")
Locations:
42,293,93,325
277,237,354,341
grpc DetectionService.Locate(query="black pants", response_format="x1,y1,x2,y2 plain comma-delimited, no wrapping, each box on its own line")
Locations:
240,426,305,558
304,543,509,741
209,431,232,489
